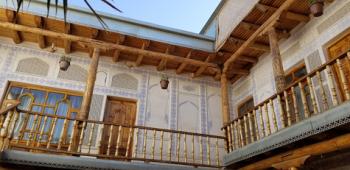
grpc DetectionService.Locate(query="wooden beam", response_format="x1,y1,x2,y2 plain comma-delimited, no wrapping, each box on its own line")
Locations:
157,46,174,71
223,0,296,74
134,40,150,66
33,16,46,49
176,50,192,74
0,21,221,75
112,35,126,62
221,74,231,125
238,56,258,64
78,48,100,120
228,36,270,52
4,10,21,44
193,54,216,78
89,30,99,57
269,27,286,92
256,3,310,22
240,22,290,39
63,23,71,54
231,68,250,75
240,133,350,170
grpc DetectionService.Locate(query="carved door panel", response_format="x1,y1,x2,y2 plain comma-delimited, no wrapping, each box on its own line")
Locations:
328,33,350,101
100,99,136,157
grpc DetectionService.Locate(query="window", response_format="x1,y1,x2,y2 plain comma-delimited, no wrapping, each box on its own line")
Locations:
237,97,254,117
3,82,83,144
285,64,307,85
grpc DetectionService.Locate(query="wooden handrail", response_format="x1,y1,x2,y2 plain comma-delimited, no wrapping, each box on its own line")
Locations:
16,108,225,139
224,50,350,127
0,101,20,115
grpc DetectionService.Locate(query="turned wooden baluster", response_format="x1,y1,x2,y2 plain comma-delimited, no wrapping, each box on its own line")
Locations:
215,138,220,166
248,112,255,142
87,123,96,154
0,110,14,150
238,119,244,146
107,125,114,156
307,77,319,114
253,110,260,141
291,86,300,122
192,135,195,163
46,117,58,149
326,66,339,106
133,128,139,158
283,91,292,126
258,106,265,138
176,132,181,162
207,136,211,165
317,71,329,110
115,125,123,157
77,122,87,153
57,118,69,150
277,95,286,128
17,112,30,143
230,123,235,150
68,120,78,152
337,59,350,100
263,103,271,136
125,127,133,157
168,132,172,161
97,124,105,154
243,115,249,144
37,115,48,147
299,82,310,119
151,130,156,159
200,136,203,164
143,129,148,159
270,99,278,132
8,110,20,142
184,133,188,163
159,131,164,160
226,126,232,152
234,121,240,148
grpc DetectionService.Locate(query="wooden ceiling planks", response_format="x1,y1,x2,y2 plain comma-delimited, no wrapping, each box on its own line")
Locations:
0,0,315,82
218,0,313,83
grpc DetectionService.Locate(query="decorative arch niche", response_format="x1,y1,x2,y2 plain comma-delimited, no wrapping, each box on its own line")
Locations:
16,57,49,76
111,73,138,91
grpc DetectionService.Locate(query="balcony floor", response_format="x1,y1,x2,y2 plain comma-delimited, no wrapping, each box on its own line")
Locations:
224,101,350,167
0,150,218,170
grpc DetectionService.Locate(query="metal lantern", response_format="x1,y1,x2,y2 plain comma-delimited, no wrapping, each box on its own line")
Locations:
160,75,169,89
59,55,71,71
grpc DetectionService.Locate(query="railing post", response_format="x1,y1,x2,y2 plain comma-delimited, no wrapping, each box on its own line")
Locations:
221,74,231,125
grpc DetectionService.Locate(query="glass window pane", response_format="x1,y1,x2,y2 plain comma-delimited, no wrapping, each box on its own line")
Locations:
31,90,46,104
44,107,55,115
32,105,42,112
6,87,22,100
295,67,307,78
56,102,69,116
68,95,83,109
46,93,64,106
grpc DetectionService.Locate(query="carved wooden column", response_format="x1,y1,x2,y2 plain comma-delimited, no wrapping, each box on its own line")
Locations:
79,48,100,120
221,74,231,125
268,27,286,92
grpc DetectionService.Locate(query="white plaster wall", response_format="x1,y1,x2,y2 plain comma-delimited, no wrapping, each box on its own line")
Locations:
230,0,350,120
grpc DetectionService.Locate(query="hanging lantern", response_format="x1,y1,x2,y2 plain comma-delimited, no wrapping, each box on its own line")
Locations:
160,74,169,89
59,55,71,71
309,0,324,17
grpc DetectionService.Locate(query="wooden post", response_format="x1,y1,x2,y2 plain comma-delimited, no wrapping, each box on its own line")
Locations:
79,48,100,120
73,48,100,152
221,74,231,125
268,27,286,92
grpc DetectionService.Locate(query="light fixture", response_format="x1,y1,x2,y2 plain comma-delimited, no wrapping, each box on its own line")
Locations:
59,55,71,71
160,74,169,89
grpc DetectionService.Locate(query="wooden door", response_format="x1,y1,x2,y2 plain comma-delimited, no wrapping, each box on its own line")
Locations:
100,98,137,157
328,32,350,101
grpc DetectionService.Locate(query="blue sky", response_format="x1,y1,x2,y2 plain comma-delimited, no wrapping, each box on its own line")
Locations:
69,0,221,33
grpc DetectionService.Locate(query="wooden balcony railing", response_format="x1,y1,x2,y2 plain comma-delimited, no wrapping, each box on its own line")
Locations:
224,51,350,153
0,104,226,168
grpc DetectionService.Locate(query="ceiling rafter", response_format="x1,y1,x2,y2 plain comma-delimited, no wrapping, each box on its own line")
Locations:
4,10,21,44
176,50,192,74
0,21,221,78
33,16,46,49
256,3,310,22
134,40,150,66
63,23,71,54
240,21,290,39
192,53,216,78
223,0,297,74
228,36,270,52
112,34,126,62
